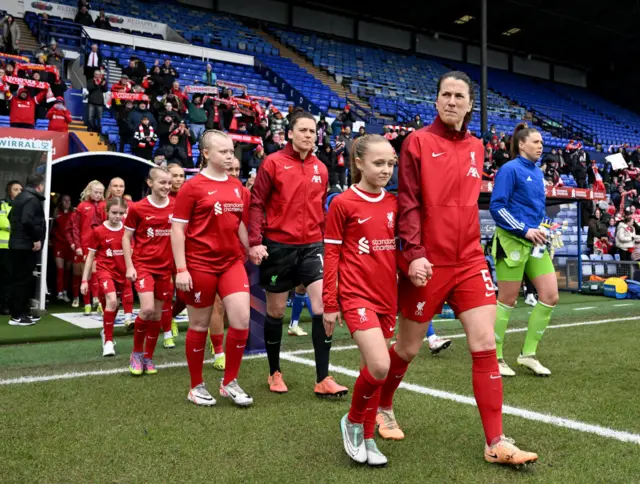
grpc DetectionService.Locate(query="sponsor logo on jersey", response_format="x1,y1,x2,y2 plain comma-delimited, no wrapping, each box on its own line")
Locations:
371,238,396,251
147,227,154,238
466,166,480,178
358,237,370,254
146,227,171,237
432,152,445,158
105,248,124,257
387,211,395,228
311,175,322,184
214,201,223,216
415,301,426,316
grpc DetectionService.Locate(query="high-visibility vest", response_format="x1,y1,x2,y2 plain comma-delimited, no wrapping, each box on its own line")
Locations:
0,201,11,249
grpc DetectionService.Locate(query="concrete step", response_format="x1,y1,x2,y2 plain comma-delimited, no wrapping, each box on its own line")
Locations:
15,18,40,51
72,130,108,150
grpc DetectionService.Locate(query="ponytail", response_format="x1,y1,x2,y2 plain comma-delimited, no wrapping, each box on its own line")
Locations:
511,122,538,158
349,134,391,185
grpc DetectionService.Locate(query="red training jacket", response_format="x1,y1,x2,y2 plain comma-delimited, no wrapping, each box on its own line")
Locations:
76,200,103,249
249,143,328,246
398,115,485,268
9,88,47,125
46,107,72,132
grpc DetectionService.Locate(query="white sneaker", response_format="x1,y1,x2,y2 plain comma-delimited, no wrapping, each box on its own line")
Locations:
188,383,217,406
365,439,388,467
498,358,516,377
102,340,116,357
62,292,71,303
429,337,452,355
517,354,551,376
220,379,254,407
340,414,367,463
288,324,308,336
524,294,538,307
71,297,79,308
92,297,100,309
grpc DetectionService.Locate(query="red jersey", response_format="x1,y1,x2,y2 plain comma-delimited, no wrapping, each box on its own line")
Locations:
89,222,126,283
249,143,328,246
65,210,80,248
76,200,103,249
323,186,398,315
52,209,73,247
46,107,72,132
125,196,175,274
398,115,485,269
172,172,245,273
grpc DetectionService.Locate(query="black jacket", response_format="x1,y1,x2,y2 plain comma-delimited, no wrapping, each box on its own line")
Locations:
74,11,94,27
9,187,46,250
87,78,107,105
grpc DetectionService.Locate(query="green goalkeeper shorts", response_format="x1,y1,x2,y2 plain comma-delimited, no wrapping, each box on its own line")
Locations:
495,249,555,282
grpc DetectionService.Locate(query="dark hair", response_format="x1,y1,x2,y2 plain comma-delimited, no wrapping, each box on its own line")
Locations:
5,180,21,197
349,134,392,184
436,71,475,127
105,196,127,212
511,122,539,158
289,107,316,131
26,173,45,189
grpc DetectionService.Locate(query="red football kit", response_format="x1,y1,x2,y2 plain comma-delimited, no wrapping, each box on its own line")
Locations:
323,186,398,338
248,142,328,246
88,222,127,295
76,200,102,254
52,209,74,260
125,196,175,301
397,115,496,323
172,172,248,308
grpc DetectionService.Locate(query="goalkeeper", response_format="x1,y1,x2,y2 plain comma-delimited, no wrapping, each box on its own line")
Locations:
489,123,559,377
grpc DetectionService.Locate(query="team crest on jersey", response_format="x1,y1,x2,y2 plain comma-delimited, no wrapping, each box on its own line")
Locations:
313,164,319,174
358,308,368,323
194,292,201,304
103,281,108,289
168,213,173,222
470,151,476,166
234,188,241,199
139,279,145,289
387,211,394,228
415,301,426,316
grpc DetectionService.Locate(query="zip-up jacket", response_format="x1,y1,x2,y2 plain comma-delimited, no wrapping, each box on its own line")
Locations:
249,142,328,246
0,200,12,249
490,156,546,239
76,200,102,249
65,210,81,249
398,115,485,267
9,187,46,250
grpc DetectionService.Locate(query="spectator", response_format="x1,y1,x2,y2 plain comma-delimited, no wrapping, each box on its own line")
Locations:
156,102,180,145
132,115,158,160
110,74,132,96
631,146,640,165
264,131,285,154
8,174,46,326
493,140,510,168
46,97,72,132
201,63,216,86
94,9,112,30
44,40,65,78
483,124,497,144
607,217,617,253
587,209,608,251
354,126,366,139
142,65,164,99
0,180,22,315
269,109,287,134
123,57,147,86
391,126,408,154
248,145,266,172
173,119,196,158
483,154,496,181
337,104,356,130
84,43,102,81
0,66,11,115
615,209,635,261
160,133,189,166
86,70,107,133
184,93,207,143
593,237,610,256
316,114,331,145
218,88,235,131
544,161,562,187
253,117,270,143
9,87,47,129
0,15,20,55
332,135,347,189
126,100,156,136
317,143,337,183
339,125,354,159
74,6,94,27
573,157,588,189
160,59,178,92
169,81,188,111
410,114,424,129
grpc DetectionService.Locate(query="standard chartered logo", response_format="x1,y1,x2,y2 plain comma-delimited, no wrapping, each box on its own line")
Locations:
358,237,370,254
214,201,222,215
147,227,154,238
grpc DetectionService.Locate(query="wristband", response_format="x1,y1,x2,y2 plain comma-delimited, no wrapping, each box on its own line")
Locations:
81,280,88,283
176,267,188,273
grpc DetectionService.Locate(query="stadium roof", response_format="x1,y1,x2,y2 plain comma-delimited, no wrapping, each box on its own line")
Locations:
302,0,639,70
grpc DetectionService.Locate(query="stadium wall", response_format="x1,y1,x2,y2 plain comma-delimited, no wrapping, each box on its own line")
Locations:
292,7,354,39
218,0,288,24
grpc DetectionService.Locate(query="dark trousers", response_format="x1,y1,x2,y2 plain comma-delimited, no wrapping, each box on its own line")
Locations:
0,249,11,307
10,249,37,319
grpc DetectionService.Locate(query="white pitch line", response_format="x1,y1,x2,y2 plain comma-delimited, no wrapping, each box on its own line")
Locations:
1,316,638,386
614,304,633,307
280,353,640,446
573,307,595,311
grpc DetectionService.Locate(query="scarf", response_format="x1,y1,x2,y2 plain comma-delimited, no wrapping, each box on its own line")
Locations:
15,63,60,82
3,76,49,89
137,124,156,148
216,79,247,90
0,52,29,62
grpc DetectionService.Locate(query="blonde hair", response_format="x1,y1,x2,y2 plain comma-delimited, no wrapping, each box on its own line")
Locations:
199,129,230,170
105,177,125,199
349,134,391,184
80,180,105,201
148,166,170,181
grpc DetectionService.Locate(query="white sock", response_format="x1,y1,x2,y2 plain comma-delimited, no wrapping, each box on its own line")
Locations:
164,331,173,340
215,352,224,359
289,319,299,329
427,334,438,344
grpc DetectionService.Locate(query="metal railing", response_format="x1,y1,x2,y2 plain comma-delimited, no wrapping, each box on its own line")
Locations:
580,260,638,281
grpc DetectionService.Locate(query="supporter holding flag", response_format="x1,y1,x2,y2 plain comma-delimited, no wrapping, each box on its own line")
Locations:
0,181,22,316
171,130,253,408
323,134,398,466
123,167,176,376
81,197,128,356
52,194,74,303
46,97,72,132
381,71,537,466
9,87,47,129
249,108,348,397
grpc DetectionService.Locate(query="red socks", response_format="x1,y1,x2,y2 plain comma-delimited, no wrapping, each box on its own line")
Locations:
144,320,161,360
186,329,208,389
364,386,382,439
132,316,148,353
223,327,248,385
56,267,64,294
122,284,134,314
210,332,224,355
161,299,172,333
378,345,410,408
103,309,116,342
348,366,386,431
72,273,81,298
472,349,503,445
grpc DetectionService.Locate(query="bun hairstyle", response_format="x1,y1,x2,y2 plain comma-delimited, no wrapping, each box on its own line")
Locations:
199,129,230,170
289,107,316,130
436,70,475,127
105,196,127,213
349,134,390,184
511,122,539,158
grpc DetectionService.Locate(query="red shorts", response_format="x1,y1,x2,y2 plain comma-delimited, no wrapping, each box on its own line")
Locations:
342,308,396,339
134,270,174,301
98,277,126,297
53,243,73,261
398,261,496,323
180,261,249,308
